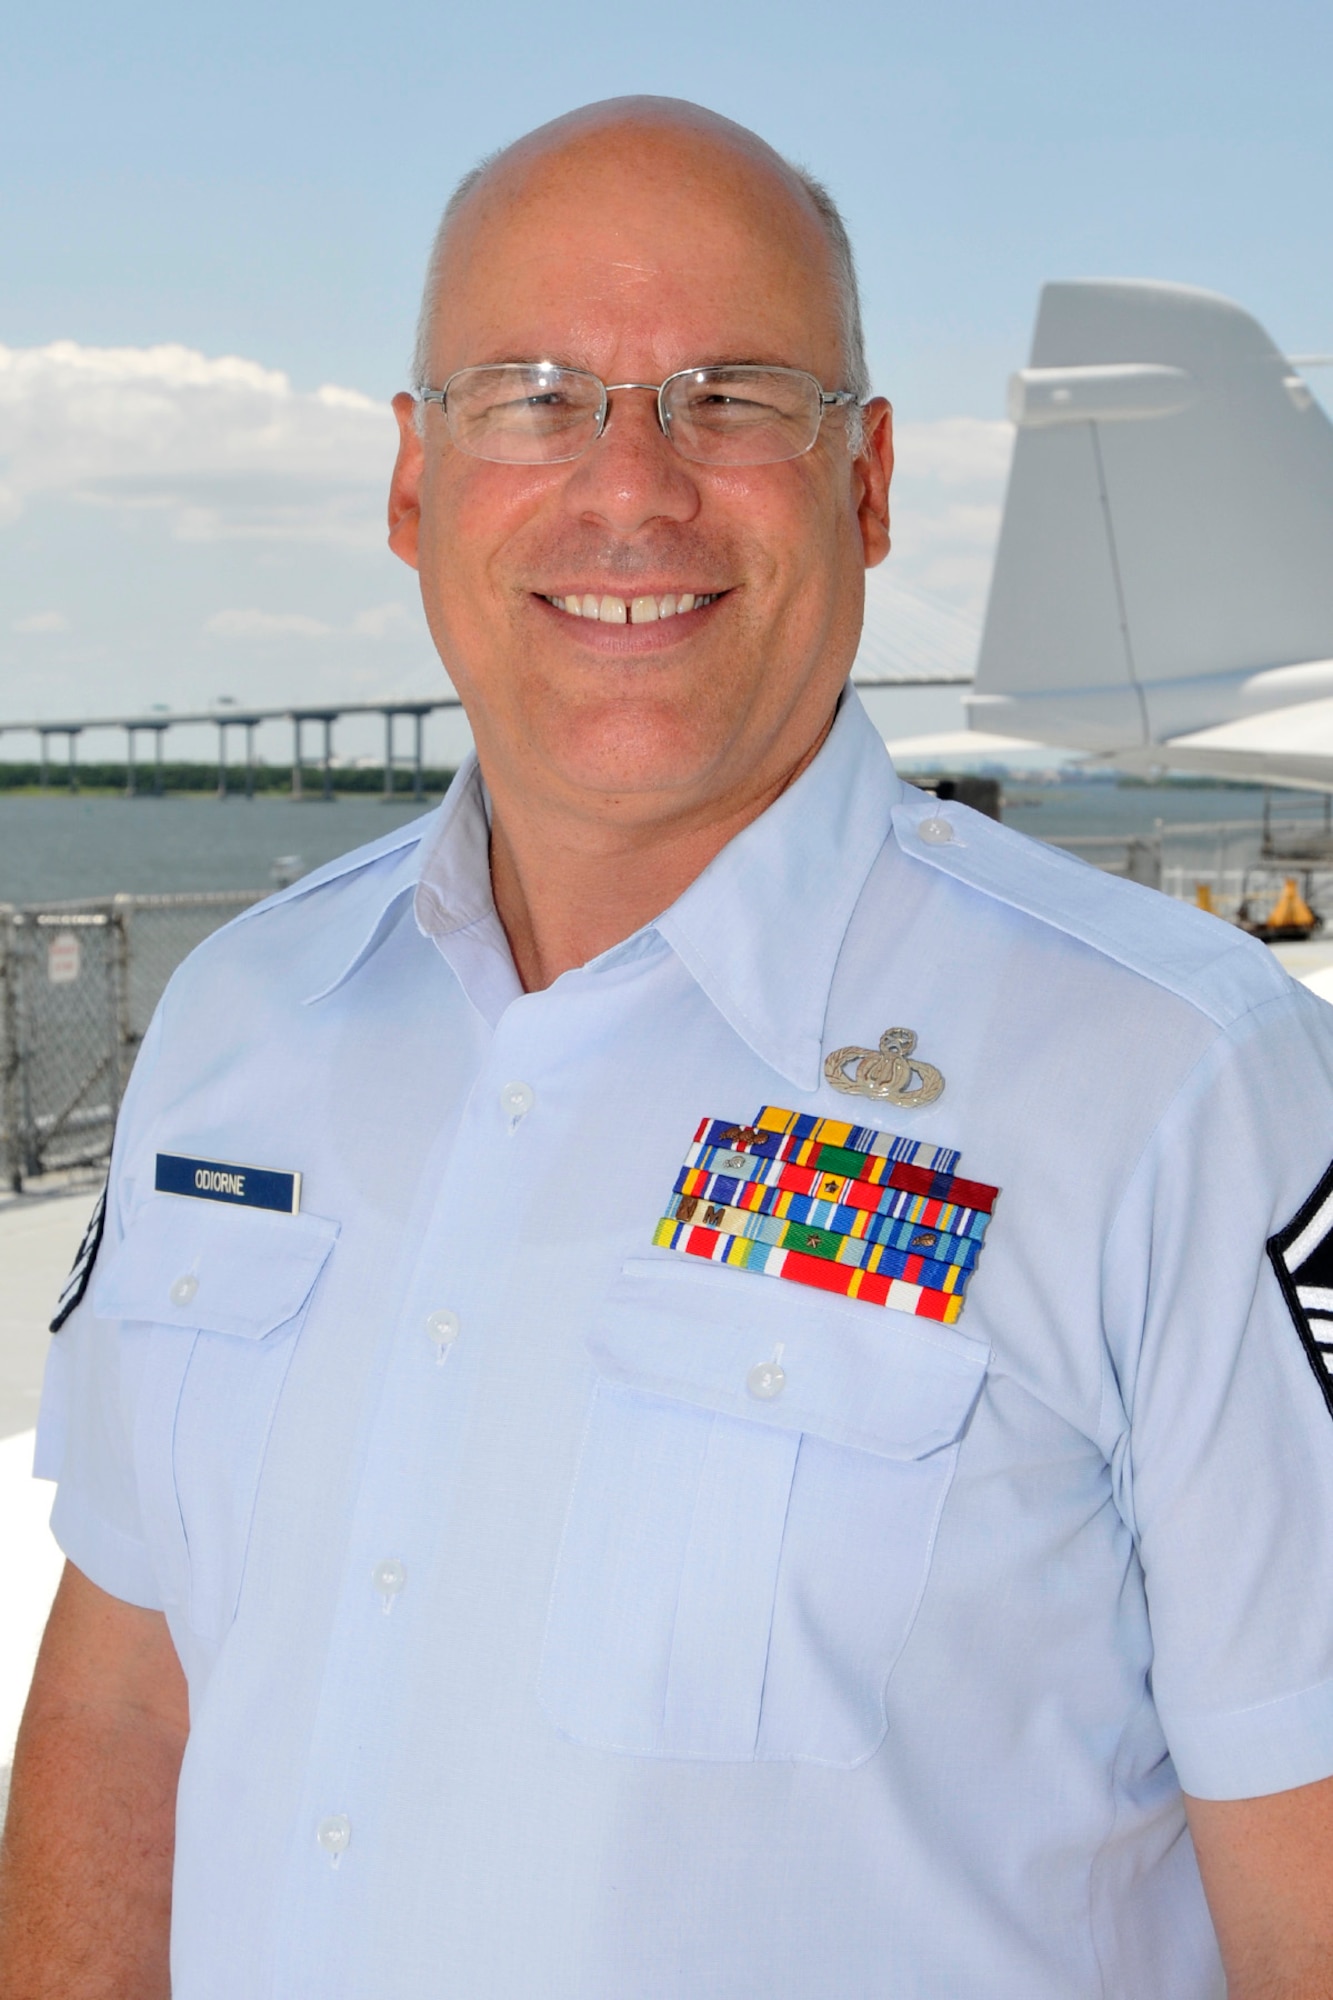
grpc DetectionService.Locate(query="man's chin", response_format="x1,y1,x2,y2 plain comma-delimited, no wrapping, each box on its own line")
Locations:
519,708,744,811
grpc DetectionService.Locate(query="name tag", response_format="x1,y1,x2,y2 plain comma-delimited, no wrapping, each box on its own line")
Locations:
155,1152,301,1214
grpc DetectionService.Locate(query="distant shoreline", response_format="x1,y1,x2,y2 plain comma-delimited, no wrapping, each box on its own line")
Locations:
0,762,457,799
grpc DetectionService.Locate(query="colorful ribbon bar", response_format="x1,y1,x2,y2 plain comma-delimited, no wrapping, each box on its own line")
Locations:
661,1106,998,1321
676,1155,992,1244
685,1131,997,1216
666,1196,974,1293
671,1179,985,1269
754,1105,960,1175
652,1215,965,1323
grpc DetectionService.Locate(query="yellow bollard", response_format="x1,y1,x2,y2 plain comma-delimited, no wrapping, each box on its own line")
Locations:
1266,877,1316,931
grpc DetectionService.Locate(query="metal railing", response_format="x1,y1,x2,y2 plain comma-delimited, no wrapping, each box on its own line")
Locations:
1045,813,1333,905
0,891,262,1191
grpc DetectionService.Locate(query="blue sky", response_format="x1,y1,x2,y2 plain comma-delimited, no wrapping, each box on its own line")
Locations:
2,0,1329,758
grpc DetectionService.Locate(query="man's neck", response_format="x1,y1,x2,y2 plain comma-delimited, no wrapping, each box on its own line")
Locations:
485,726,832,993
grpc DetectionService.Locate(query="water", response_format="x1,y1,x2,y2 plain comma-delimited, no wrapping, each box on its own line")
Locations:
0,793,443,905
0,777,1309,907
999,779,1274,844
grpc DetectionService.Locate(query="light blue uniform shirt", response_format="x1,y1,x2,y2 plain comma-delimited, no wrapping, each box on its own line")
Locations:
37,692,1333,1997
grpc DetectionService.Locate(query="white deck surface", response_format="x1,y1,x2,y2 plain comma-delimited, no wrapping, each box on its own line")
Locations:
0,1185,98,1795
1,942,1331,1810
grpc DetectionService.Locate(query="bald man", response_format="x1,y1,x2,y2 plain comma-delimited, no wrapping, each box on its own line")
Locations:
5,98,1333,2000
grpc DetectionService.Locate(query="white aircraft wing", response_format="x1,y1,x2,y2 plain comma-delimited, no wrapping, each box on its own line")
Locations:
1114,693,1333,791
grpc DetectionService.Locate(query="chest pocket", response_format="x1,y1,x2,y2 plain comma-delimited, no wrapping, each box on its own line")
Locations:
539,1255,987,1767
93,1195,338,1641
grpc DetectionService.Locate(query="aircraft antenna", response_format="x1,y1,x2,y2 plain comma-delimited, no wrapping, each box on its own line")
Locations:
1088,420,1152,748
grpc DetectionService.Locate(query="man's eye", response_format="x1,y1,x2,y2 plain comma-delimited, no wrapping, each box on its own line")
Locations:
686,392,780,421
481,390,584,430
484,392,565,416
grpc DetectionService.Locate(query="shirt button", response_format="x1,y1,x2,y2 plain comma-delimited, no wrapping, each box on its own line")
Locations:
316,1814,351,1865
372,1558,407,1612
169,1273,199,1307
424,1307,460,1357
918,816,955,844
500,1080,536,1122
747,1359,787,1400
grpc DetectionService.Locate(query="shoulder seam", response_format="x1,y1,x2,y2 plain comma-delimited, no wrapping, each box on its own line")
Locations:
894,804,1289,1030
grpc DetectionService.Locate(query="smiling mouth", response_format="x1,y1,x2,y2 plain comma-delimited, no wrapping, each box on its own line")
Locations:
541,591,723,625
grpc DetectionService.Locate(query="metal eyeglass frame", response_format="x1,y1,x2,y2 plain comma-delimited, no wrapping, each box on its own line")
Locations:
416,363,860,465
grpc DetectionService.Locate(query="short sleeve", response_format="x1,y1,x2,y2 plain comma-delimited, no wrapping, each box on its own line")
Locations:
34,1010,166,1612
1103,981,1333,1798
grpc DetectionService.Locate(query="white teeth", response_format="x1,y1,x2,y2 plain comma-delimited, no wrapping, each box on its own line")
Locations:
548,591,717,622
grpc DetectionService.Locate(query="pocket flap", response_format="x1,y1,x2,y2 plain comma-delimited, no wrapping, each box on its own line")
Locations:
589,1255,988,1460
93,1195,338,1339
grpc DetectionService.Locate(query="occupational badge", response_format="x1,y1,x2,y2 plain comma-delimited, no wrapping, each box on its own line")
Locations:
1269,1160,1333,1419
653,1103,998,1324
823,1027,945,1107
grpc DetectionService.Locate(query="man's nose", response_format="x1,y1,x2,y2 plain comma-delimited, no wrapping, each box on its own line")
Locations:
560,387,701,533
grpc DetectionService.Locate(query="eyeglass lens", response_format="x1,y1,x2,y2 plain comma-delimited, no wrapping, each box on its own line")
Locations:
439,364,830,466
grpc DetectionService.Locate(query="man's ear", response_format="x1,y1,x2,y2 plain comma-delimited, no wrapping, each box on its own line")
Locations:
388,391,424,570
855,397,894,569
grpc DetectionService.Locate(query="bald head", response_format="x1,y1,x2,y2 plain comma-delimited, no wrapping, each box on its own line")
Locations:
412,97,868,413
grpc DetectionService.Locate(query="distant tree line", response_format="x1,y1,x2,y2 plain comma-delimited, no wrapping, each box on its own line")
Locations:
0,762,458,797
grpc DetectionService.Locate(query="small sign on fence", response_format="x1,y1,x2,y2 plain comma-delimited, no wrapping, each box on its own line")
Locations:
5,889,264,1191
47,931,82,984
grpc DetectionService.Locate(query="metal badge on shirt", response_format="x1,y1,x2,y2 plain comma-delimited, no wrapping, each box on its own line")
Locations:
824,1027,945,1107
155,1152,302,1214
653,1104,998,1324
1269,1159,1333,1419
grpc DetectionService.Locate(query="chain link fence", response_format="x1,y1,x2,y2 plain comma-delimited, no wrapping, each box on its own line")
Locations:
0,892,262,1192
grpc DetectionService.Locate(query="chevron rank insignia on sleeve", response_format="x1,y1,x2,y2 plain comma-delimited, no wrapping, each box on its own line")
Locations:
49,1180,108,1334
1268,1161,1333,1419
653,1104,999,1324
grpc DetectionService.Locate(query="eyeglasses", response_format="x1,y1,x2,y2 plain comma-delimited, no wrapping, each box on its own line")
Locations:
416,363,859,467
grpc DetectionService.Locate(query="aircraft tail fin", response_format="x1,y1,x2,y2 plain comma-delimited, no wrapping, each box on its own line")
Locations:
968,280,1333,751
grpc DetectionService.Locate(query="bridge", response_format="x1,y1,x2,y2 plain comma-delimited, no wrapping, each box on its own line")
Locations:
0,668,972,800
0,697,460,801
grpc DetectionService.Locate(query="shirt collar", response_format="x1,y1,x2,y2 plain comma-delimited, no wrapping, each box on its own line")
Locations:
308,691,903,1088
412,760,525,1024
655,690,901,1091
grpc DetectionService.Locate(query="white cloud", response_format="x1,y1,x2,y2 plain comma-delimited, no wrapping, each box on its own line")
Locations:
887,417,1013,627
11,610,69,633
0,340,395,548
894,417,1013,488
351,602,418,639
206,608,333,640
